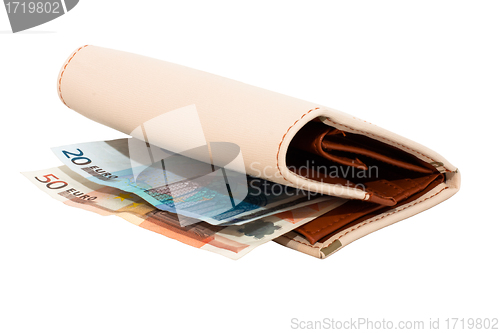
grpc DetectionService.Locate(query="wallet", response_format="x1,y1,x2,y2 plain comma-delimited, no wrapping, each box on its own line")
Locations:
57,45,460,258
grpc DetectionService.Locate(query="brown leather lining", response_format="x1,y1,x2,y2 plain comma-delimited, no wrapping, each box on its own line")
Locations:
322,140,432,174
295,173,443,244
289,121,369,170
317,173,444,244
287,120,441,207
286,119,445,244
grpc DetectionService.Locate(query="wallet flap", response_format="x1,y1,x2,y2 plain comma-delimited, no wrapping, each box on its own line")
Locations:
58,45,458,204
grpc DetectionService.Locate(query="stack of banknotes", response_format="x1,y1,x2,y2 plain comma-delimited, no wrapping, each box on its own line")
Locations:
23,138,346,259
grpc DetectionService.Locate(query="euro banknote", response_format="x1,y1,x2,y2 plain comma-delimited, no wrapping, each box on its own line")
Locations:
51,138,329,226
22,166,347,259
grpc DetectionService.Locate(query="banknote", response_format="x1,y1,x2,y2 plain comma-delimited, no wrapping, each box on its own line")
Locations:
51,138,329,226
22,166,347,259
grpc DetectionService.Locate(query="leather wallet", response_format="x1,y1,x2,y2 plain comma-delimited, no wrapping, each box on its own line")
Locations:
57,45,460,258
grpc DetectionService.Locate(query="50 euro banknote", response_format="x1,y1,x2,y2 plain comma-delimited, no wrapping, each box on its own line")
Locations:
22,166,346,259
51,139,330,226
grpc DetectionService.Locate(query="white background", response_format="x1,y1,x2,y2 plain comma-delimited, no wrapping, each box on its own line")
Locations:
1,1,499,332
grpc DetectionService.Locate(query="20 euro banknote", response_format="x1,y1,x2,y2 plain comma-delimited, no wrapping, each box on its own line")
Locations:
51,139,329,226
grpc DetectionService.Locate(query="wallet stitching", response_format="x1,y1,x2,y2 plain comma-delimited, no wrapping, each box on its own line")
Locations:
279,233,323,249
369,178,427,200
366,179,404,197
284,186,449,252
325,119,452,173
380,179,404,190
301,204,369,236
365,178,420,200
58,45,89,107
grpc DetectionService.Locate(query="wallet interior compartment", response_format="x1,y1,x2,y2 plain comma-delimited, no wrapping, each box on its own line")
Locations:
286,118,442,206
285,118,446,244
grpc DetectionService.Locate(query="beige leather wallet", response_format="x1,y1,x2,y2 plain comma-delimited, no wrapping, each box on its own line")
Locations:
57,45,460,258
